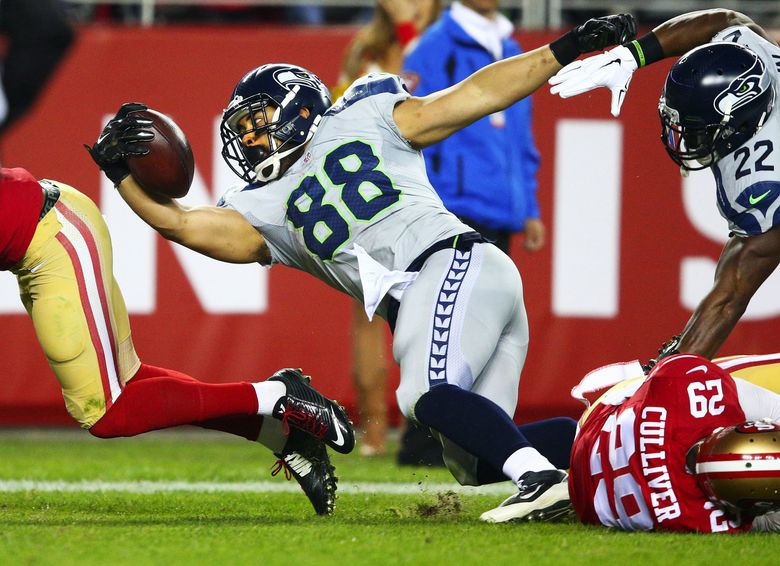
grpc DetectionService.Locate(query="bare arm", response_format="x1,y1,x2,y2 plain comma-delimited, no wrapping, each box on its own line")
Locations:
394,46,562,148
645,10,777,358
652,9,775,57
678,228,780,358
116,175,271,265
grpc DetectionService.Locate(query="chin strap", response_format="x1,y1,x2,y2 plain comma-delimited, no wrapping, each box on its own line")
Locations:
253,106,284,182
252,114,322,183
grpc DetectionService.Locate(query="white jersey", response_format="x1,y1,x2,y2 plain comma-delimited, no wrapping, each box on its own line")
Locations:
219,73,471,318
710,26,780,236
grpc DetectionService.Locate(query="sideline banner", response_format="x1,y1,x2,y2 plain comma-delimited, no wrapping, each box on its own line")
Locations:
2,27,777,425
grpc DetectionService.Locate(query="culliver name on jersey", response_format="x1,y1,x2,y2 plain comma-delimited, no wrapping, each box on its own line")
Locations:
635,406,681,523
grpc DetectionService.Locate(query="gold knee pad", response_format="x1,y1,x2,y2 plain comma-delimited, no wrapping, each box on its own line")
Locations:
32,295,87,364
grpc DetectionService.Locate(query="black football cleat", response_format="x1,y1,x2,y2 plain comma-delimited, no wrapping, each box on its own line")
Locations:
272,428,338,516
269,368,355,454
480,469,573,523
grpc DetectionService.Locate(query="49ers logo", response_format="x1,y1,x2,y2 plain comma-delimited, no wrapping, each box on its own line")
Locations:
736,420,780,433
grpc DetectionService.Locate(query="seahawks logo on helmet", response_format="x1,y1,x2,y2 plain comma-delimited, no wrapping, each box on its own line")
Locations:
273,68,323,92
713,57,771,116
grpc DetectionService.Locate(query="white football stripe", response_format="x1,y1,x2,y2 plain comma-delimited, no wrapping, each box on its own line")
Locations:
717,353,780,371
0,480,515,495
697,460,780,473
56,206,122,401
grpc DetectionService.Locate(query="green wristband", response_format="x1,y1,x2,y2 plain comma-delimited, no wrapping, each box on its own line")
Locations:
625,33,664,68
630,40,646,67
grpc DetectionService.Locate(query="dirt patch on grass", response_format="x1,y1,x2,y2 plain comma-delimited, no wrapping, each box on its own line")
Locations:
415,490,463,518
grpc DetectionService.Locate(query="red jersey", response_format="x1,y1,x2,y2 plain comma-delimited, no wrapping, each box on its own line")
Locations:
569,354,750,533
0,167,43,270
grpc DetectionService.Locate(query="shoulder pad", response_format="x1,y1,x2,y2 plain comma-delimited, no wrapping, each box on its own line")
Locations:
217,183,257,208
327,73,409,115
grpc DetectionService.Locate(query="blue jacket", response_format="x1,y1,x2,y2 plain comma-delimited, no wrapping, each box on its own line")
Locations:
402,10,540,231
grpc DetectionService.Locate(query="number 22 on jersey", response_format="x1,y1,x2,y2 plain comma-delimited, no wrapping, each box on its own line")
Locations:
286,139,401,260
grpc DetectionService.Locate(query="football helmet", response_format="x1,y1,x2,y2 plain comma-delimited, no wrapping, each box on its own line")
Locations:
220,63,331,184
658,42,775,170
690,420,780,518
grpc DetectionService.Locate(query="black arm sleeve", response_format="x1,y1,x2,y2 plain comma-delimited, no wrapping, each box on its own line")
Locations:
0,0,75,134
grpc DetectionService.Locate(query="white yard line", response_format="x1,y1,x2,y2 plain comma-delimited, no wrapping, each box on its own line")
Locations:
0,480,515,496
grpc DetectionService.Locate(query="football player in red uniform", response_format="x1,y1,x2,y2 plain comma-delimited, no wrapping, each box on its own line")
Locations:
566,353,780,532
0,166,355,515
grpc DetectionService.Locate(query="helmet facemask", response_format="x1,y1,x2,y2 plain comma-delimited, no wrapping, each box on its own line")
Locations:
659,101,724,170
221,89,322,184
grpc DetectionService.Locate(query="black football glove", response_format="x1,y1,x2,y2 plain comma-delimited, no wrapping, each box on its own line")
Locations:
641,334,681,375
551,13,637,66
84,102,154,186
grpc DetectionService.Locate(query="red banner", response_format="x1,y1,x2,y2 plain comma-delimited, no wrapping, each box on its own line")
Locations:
2,26,778,426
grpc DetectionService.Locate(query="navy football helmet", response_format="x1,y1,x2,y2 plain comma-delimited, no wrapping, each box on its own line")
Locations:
221,63,331,184
659,42,775,170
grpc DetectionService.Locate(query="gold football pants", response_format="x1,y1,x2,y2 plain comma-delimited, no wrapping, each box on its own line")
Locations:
11,181,140,427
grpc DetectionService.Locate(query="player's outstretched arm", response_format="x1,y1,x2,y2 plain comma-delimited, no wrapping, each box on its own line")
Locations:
86,102,269,265
677,227,780,358
549,9,771,117
395,46,559,148
394,14,635,148
651,9,772,57
116,176,270,265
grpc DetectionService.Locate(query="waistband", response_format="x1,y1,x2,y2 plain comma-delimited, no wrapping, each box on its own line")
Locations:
387,231,489,333
39,181,60,221
405,231,488,272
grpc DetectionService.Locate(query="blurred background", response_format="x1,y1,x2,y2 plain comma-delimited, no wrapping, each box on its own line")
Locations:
3,0,780,431
56,1,780,28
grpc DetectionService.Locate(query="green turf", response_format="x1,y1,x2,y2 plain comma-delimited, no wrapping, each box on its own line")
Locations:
0,430,777,565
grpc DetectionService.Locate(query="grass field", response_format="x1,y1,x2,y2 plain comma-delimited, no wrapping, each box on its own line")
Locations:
0,429,777,565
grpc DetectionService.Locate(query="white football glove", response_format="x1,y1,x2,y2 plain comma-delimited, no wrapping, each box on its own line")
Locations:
548,45,638,117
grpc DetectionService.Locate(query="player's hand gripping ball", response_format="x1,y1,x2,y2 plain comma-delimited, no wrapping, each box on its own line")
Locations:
86,103,194,198
127,109,194,198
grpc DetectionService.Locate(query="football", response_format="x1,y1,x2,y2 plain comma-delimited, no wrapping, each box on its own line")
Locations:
127,109,194,198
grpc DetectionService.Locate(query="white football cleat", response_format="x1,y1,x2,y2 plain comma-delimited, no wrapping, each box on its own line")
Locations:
480,469,573,523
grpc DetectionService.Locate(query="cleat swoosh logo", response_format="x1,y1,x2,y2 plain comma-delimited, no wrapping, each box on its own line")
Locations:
749,189,772,205
330,407,346,447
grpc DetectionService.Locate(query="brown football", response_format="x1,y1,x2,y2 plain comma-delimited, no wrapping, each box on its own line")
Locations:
127,109,194,198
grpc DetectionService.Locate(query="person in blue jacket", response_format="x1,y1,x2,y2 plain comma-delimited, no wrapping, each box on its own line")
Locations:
398,0,543,467
402,0,543,254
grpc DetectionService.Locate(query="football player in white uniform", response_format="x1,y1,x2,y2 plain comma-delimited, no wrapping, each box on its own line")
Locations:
87,16,635,522
549,9,780,362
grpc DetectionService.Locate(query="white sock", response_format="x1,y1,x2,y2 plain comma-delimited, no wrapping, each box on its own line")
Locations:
256,415,287,454
502,446,555,484
253,381,287,416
